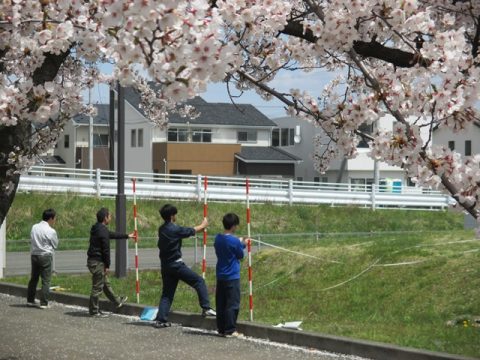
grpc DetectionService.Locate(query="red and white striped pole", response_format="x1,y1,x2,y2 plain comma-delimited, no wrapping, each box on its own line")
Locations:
246,178,253,321
132,178,140,304
202,176,208,279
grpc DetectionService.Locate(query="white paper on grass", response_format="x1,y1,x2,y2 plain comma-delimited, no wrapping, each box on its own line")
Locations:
273,321,303,330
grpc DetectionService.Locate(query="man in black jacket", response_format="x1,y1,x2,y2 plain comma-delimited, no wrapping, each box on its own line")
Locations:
87,207,134,317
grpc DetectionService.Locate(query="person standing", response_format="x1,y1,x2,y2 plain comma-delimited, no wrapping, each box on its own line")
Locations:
87,207,134,317
214,213,246,337
154,204,216,328
27,209,59,309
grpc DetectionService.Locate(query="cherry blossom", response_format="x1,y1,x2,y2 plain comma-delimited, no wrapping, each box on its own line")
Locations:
1,0,480,226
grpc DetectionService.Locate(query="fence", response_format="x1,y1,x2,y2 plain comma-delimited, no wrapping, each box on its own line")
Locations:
18,166,454,210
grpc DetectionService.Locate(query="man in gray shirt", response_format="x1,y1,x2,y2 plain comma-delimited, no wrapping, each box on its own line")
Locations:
27,209,58,308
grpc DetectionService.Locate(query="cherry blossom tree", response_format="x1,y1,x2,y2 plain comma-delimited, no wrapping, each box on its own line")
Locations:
1,0,479,226
0,0,233,224
214,0,480,220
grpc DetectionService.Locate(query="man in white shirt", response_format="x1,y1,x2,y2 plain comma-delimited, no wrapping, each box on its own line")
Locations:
27,209,58,309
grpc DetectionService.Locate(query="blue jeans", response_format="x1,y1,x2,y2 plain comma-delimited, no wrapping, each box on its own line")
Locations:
156,261,210,322
216,279,240,335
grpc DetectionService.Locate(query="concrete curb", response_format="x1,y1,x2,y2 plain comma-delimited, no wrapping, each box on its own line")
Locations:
0,282,476,360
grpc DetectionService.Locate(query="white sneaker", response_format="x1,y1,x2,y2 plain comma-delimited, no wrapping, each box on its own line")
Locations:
225,331,244,338
26,301,38,307
202,308,216,317
39,304,49,309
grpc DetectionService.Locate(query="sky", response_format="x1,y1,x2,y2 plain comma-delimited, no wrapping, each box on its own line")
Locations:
85,64,336,119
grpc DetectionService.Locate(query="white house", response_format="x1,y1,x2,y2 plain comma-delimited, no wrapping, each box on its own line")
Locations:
54,104,110,170
432,120,480,157
55,90,300,177
272,115,407,189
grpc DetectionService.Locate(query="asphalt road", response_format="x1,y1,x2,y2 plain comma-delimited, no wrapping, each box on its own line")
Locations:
5,247,220,276
0,293,367,360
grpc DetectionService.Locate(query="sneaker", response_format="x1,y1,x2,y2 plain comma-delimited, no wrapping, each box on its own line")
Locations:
116,296,128,309
26,301,39,307
39,304,49,309
201,308,216,317
225,331,244,338
90,311,110,318
153,321,171,328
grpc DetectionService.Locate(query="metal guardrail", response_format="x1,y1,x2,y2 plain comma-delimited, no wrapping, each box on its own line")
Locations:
17,166,454,210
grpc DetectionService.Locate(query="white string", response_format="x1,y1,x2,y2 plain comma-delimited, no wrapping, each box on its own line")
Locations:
317,258,381,292
250,238,343,264
245,238,479,293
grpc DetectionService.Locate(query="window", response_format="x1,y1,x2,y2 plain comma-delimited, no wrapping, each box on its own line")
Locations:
296,177,303,182
465,140,471,156
64,134,70,148
314,177,320,182
448,141,455,151
166,127,214,143
168,128,177,142
192,129,212,143
237,130,257,143
272,129,280,147
289,128,295,145
272,128,295,147
192,128,202,143
138,128,144,147
322,177,328,183
93,134,109,147
358,123,374,148
203,129,212,143
281,128,289,146
350,178,366,192
131,129,136,147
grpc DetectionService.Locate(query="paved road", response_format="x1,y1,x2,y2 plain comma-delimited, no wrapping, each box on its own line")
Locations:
6,247,224,275
0,293,366,360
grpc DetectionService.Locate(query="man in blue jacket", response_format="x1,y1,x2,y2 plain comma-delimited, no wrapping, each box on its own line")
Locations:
214,213,246,337
154,204,216,328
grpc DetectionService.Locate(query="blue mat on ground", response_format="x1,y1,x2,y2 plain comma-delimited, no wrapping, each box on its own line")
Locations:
140,307,158,321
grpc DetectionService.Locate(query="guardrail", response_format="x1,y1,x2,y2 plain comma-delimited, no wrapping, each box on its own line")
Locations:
18,166,454,210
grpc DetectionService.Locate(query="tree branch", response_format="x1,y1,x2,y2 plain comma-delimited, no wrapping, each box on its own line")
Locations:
32,50,71,85
281,19,430,68
472,15,480,60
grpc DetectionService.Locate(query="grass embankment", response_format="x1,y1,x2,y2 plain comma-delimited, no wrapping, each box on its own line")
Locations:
4,193,480,357
6,192,466,250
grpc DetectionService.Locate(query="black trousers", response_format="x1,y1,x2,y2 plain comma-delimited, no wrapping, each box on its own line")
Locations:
27,254,53,306
156,261,210,323
216,279,241,335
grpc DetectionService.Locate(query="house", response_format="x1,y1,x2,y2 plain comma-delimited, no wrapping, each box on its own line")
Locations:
55,90,301,178
432,120,479,157
272,115,407,189
54,104,111,170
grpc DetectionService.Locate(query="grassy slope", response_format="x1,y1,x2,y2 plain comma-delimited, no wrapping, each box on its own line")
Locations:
4,193,480,357
7,192,464,246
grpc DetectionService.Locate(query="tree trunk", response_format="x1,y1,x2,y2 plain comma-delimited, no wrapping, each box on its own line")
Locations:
0,123,30,226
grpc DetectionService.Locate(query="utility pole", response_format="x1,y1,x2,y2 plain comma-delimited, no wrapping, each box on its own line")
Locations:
88,85,93,179
115,83,127,278
109,88,115,172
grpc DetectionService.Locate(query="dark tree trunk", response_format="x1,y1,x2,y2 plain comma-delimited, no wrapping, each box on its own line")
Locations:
0,123,29,226
0,50,70,226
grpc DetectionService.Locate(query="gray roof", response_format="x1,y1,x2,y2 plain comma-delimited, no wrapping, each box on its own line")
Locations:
432,119,480,132
73,104,109,125
235,147,302,163
123,85,276,127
